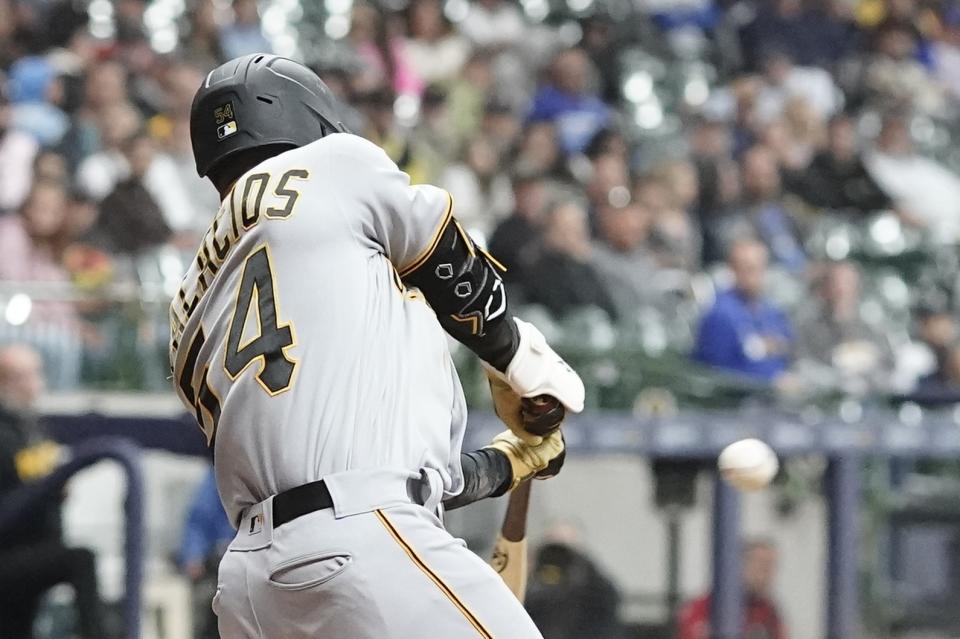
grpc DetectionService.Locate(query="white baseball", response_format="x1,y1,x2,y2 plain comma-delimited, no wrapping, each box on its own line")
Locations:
718,438,779,491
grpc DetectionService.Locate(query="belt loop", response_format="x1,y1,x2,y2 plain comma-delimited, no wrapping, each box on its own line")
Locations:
324,467,425,517
229,497,274,551
419,468,444,515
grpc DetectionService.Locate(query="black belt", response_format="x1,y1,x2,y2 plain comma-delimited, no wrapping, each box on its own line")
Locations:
272,480,334,529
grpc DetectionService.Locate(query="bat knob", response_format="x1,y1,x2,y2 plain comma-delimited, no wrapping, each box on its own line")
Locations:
521,395,564,436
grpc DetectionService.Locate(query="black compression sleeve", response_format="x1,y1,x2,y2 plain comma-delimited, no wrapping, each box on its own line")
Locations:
401,215,519,372
443,448,512,511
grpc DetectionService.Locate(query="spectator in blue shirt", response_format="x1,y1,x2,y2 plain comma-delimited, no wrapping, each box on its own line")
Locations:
528,48,611,155
7,56,69,147
693,238,793,382
179,468,234,580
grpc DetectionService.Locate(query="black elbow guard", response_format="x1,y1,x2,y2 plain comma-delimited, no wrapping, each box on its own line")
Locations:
401,215,518,371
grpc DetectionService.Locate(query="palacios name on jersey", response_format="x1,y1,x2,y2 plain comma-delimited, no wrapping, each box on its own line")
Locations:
170,168,309,353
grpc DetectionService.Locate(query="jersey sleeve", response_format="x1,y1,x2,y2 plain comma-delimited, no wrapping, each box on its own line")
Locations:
320,134,520,372
324,134,452,272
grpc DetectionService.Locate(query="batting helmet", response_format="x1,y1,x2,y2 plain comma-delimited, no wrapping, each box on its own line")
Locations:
190,53,347,178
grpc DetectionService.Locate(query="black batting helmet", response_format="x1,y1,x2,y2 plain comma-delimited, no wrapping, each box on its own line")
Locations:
190,53,347,178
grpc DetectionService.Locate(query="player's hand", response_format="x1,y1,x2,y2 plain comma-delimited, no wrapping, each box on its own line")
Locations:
485,429,565,490
487,373,546,445
535,441,565,480
484,317,584,443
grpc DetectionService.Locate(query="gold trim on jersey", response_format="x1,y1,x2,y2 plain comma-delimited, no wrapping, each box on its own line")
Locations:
197,363,222,444
449,312,480,335
211,209,231,261
478,246,507,273
172,170,309,357
229,182,241,238
236,283,263,352
398,190,454,278
222,242,300,397
265,169,310,219
452,218,476,258
374,510,495,639
240,172,269,229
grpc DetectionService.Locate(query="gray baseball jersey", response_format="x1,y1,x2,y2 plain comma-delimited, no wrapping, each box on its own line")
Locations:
170,133,468,524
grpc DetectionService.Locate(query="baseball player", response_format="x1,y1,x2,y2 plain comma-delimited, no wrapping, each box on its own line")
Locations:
169,53,584,638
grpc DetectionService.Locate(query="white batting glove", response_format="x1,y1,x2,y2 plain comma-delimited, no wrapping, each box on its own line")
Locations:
483,317,585,411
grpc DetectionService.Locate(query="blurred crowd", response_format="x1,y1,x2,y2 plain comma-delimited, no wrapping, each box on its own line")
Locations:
0,343,104,638
2,0,960,405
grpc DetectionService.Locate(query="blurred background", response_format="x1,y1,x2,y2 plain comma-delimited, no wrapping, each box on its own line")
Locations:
4,0,960,637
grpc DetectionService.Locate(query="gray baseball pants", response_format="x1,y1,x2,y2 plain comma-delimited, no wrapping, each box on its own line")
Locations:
213,467,543,638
